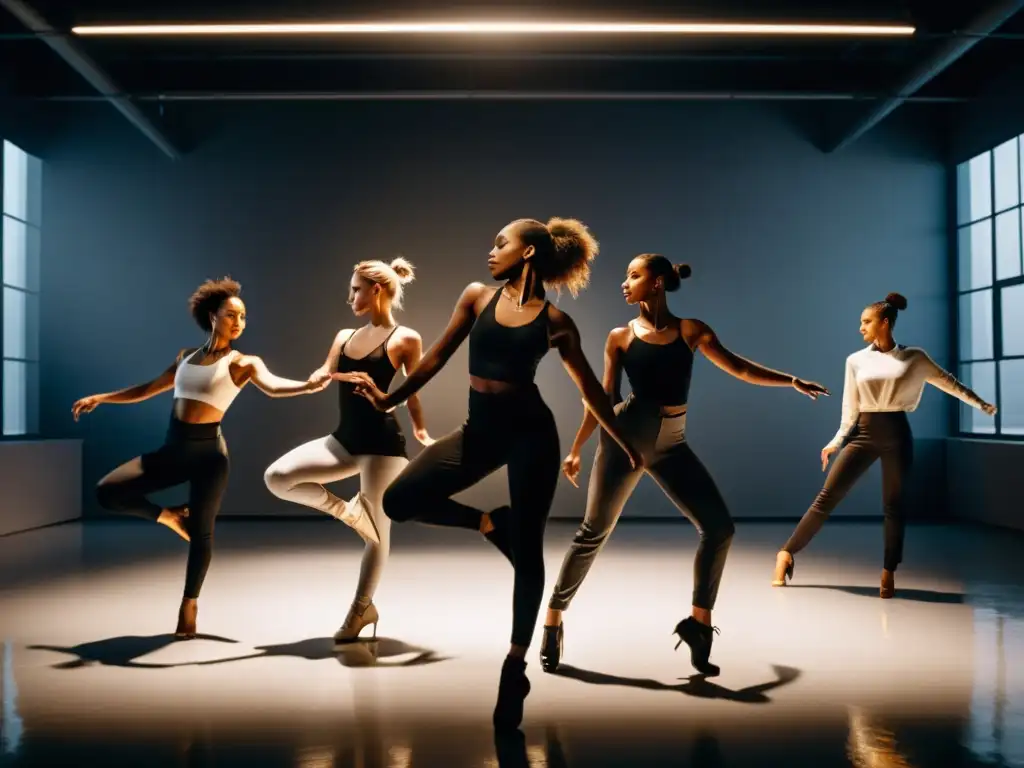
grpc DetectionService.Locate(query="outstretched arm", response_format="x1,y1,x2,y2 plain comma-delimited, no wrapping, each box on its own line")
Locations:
72,349,190,420
311,329,352,380
692,321,828,398
921,351,996,414
236,355,329,397
552,310,641,470
359,283,486,410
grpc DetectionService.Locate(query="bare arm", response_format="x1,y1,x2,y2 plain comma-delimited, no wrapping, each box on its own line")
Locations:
398,331,432,442
379,283,487,409
312,329,353,378
692,320,828,397
235,355,328,397
570,328,625,455
72,349,191,420
551,309,640,468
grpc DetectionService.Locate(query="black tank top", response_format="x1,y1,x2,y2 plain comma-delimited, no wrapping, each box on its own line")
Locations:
337,326,401,416
468,287,551,384
621,321,694,407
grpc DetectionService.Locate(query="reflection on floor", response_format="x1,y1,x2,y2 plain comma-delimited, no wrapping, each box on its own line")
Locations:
1,519,1023,766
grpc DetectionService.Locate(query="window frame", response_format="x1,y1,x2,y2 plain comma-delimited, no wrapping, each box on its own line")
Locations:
955,136,1024,441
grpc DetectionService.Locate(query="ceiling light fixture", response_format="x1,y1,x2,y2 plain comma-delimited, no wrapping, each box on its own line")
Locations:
70,21,916,37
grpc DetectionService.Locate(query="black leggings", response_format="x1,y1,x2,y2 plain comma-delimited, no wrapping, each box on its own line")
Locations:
382,387,560,648
96,418,230,599
783,412,913,571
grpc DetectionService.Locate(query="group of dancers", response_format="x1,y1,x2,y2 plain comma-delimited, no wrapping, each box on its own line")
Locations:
71,216,997,728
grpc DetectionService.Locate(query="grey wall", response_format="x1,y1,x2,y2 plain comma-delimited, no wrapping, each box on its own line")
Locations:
0,440,81,535
39,101,949,519
946,61,1024,533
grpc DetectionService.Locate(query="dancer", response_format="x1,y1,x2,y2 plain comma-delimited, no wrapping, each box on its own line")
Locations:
541,254,829,676
264,258,432,643
72,277,330,639
337,217,642,728
772,292,996,598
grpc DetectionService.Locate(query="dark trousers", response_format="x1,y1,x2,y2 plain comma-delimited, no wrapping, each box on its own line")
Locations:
549,395,735,612
382,387,560,648
96,418,230,598
783,412,913,571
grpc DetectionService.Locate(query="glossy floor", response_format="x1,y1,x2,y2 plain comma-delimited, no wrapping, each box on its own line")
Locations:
1,519,1022,767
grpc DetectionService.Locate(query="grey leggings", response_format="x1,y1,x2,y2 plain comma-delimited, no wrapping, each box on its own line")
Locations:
264,434,407,606
549,396,735,612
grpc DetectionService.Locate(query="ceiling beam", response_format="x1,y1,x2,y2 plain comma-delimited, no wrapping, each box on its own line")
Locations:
0,0,180,159
827,0,1024,152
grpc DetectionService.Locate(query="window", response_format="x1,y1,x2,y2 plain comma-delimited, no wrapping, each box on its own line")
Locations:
956,135,1024,438
1,141,41,437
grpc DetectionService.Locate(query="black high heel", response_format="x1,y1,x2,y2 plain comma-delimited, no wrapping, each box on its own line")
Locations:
539,624,563,673
493,656,531,729
672,617,721,676
484,506,514,565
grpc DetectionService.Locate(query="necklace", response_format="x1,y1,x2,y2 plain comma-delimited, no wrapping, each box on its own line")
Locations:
501,287,525,312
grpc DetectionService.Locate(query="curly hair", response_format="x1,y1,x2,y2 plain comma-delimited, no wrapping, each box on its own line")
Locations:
513,217,599,297
868,291,907,327
188,276,242,332
353,257,415,310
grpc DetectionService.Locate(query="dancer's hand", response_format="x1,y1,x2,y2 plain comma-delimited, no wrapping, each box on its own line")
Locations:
331,371,373,386
794,379,830,400
820,444,838,472
352,380,394,412
561,451,583,487
413,426,435,446
982,402,998,416
307,369,332,390
72,395,102,421
624,443,644,471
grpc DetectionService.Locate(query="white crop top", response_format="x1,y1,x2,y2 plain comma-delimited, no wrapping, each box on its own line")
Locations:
827,344,986,449
173,349,242,412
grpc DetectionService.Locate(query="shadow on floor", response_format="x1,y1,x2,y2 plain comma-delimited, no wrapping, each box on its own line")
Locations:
27,634,239,669
786,584,964,604
554,663,800,704
189,636,451,668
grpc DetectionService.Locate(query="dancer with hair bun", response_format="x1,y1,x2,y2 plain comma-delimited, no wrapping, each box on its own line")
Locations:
773,292,995,598
73,277,331,639
540,254,829,677
264,258,432,643
342,218,641,729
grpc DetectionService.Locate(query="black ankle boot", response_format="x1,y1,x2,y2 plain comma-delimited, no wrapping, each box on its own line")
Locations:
484,506,514,565
672,617,721,676
493,656,531,729
539,624,563,673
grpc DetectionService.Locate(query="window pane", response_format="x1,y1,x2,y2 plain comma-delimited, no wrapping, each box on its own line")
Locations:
2,216,40,292
994,138,1020,212
999,359,1024,436
995,208,1023,281
2,287,39,361
2,141,41,225
2,359,37,436
960,362,996,434
959,289,993,361
958,219,993,291
958,152,993,224
1002,283,1024,357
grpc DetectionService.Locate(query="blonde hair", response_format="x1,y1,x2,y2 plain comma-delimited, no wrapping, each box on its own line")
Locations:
353,257,415,310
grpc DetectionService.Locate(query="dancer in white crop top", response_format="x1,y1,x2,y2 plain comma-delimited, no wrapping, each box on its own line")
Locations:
773,293,995,598
72,277,330,639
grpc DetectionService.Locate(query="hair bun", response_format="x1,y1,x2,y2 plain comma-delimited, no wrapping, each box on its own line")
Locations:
674,263,692,280
389,257,415,284
885,292,908,311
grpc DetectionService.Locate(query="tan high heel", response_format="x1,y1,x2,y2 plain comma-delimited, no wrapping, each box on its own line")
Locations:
880,569,895,599
772,550,794,587
333,601,379,644
328,493,381,546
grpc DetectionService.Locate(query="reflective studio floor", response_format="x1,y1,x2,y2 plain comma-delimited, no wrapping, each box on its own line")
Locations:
1,519,1023,767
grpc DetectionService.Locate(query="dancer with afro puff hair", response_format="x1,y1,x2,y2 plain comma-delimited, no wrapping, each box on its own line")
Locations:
73,277,330,639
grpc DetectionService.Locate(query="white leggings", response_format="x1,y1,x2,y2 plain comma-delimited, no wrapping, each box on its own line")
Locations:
264,434,407,606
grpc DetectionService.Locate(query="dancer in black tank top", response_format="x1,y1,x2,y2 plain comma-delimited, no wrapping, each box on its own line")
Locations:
540,254,829,676
264,259,433,643
338,218,641,729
